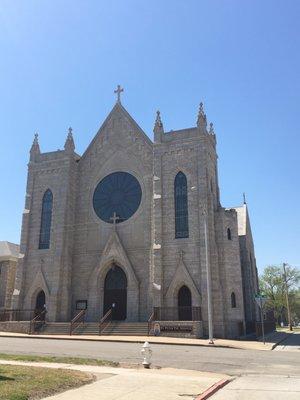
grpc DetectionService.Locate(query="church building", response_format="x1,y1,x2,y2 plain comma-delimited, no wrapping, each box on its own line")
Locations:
11,88,259,338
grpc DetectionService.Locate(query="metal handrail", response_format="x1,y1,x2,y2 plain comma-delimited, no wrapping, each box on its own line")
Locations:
99,309,112,335
29,309,47,334
148,312,154,335
70,309,86,335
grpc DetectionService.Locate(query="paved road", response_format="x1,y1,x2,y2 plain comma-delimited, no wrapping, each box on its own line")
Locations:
275,331,300,352
0,336,299,377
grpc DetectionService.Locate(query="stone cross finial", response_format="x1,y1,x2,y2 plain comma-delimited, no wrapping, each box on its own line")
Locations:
68,126,73,136
114,85,124,103
110,212,120,230
179,249,185,261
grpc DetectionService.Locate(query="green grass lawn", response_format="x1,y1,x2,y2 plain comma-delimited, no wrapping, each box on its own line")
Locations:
0,364,93,400
0,353,119,367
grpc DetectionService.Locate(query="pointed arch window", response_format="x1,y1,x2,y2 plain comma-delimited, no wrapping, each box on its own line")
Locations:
231,292,237,308
39,189,53,249
174,172,189,238
227,228,232,240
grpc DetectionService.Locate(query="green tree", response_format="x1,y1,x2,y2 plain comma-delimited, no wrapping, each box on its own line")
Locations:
259,265,300,325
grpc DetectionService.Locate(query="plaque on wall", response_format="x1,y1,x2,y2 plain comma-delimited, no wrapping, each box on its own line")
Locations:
76,300,87,310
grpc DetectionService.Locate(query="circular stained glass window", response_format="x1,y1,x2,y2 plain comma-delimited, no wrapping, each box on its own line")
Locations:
93,171,142,224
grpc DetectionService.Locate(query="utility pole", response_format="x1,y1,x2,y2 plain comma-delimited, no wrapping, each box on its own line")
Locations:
283,263,293,331
203,208,214,344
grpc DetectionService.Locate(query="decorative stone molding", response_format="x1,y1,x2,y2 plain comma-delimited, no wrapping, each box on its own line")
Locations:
87,230,139,321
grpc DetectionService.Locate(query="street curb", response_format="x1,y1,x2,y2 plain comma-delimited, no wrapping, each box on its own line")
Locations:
0,332,280,351
271,332,290,350
195,378,231,400
0,333,235,349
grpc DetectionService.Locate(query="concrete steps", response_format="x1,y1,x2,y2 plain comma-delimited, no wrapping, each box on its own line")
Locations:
74,323,99,335
41,322,70,335
101,322,149,336
40,321,149,336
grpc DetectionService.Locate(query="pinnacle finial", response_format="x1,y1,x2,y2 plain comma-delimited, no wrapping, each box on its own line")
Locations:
153,110,164,142
197,102,207,132
209,122,215,134
155,110,162,126
64,126,75,153
243,192,247,204
30,132,40,161
154,110,164,132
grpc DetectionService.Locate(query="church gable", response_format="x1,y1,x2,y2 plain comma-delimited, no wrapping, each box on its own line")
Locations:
80,102,153,166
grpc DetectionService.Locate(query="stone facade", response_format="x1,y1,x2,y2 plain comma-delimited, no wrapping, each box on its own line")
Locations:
11,97,259,338
0,242,19,310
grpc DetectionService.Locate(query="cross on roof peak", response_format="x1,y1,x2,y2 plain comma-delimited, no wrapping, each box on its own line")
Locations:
114,85,124,103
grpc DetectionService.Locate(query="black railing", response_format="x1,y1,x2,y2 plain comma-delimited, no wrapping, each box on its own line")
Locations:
70,309,86,335
153,306,202,321
0,309,36,322
99,309,112,335
29,310,47,334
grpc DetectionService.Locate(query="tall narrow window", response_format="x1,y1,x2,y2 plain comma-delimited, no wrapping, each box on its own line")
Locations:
231,292,237,308
39,189,53,249
174,172,189,238
227,228,232,240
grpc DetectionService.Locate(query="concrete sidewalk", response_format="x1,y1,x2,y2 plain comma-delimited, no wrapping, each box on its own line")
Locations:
211,374,300,399
0,359,229,400
0,330,288,351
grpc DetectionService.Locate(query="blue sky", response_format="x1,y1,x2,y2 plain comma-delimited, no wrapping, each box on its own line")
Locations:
0,1,299,272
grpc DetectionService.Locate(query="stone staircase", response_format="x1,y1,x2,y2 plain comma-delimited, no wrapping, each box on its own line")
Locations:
101,322,149,336
40,321,149,336
40,322,70,335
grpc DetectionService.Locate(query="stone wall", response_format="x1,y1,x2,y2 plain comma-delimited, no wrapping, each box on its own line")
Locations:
0,260,17,309
0,321,30,334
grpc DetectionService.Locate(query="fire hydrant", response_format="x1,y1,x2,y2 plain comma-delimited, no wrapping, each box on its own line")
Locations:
141,341,152,369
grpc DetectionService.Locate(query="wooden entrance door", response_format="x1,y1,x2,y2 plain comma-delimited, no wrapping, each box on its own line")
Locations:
103,265,127,320
178,285,192,320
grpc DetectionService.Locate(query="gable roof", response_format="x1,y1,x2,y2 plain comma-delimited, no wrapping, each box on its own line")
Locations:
81,102,153,161
0,241,20,261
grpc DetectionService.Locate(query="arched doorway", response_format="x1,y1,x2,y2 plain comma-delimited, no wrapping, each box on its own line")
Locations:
35,290,46,319
103,265,127,320
178,285,192,320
